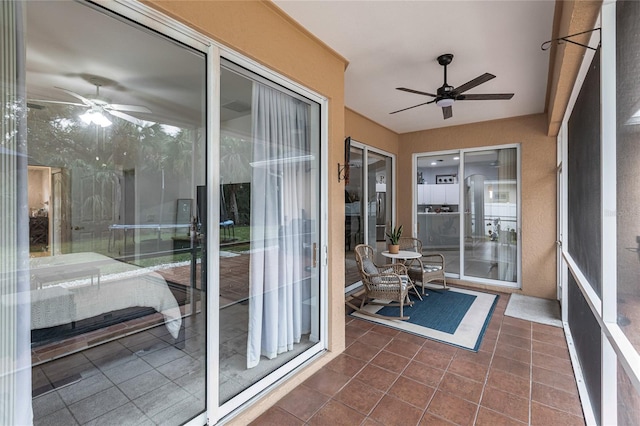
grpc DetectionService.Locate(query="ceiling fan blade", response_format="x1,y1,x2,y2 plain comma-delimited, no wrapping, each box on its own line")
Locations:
442,106,453,120
457,93,514,101
28,99,86,107
106,104,152,113
396,87,437,97
453,73,495,95
55,87,94,106
108,110,156,127
390,101,434,114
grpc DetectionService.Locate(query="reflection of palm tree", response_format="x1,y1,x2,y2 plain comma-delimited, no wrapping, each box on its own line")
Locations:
220,134,251,224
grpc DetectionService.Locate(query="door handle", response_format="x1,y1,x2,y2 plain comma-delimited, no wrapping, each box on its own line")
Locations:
312,242,317,268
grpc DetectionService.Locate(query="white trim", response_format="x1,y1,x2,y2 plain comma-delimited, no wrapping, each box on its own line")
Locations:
564,253,602,317
604,324,640,392
97,0,212,50
600,5,617,425
208,45,221,424
561,121,569,323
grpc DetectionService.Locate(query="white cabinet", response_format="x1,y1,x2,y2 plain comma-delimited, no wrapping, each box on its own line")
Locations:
417,184,431,204
431,185,446,204
418,183,459,205
445,184,459,205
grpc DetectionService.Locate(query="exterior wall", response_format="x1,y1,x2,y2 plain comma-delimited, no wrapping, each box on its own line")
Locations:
145,1,348,422
398,114,557,299
345,107,399,155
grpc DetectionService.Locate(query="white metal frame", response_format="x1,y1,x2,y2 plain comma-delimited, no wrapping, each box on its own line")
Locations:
412,143,522,289
558,2,640,423
66,1,331,424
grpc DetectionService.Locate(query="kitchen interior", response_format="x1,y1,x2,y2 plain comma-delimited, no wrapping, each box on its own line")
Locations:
416,149,518,282
416,155,461,253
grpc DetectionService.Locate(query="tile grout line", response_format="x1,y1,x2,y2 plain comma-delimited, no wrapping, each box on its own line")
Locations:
471,304,502,426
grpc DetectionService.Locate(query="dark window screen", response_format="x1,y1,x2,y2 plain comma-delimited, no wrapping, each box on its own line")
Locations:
567,48,602,297
568,274,602,423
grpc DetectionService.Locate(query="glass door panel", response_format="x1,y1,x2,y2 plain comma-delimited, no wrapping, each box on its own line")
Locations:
345,147,364,286
344,146,393,286
219,62,321,405
24,2,207,424
463,148,518,283
367,152,393,264
416,153,461,275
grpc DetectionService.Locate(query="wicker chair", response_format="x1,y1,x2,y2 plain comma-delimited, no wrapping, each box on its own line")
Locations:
349,244,413,320
398,237,447,294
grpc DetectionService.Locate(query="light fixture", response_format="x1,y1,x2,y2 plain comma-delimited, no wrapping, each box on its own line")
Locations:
453,156,460,160
436,98,454,108
80,109,112,127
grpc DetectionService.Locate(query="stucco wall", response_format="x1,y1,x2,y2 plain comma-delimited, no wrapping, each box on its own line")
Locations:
345,107,399,155
398,114,557,299
145,1,348,422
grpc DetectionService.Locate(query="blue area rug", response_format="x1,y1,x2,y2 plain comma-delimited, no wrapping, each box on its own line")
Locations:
350,287,499,352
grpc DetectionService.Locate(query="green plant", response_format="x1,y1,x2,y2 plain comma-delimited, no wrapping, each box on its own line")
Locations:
385,225,403,245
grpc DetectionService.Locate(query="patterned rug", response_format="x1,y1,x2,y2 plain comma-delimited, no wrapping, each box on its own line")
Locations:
350,287,498,351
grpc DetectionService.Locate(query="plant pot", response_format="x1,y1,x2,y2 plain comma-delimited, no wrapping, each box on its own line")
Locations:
388,244,400,254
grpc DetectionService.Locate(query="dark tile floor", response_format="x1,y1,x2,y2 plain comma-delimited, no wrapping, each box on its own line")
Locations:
253,290,585,426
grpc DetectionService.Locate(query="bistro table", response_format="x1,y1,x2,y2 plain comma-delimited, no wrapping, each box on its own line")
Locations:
381,250,424,300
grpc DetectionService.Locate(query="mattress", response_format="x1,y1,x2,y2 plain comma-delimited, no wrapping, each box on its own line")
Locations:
27,252,182,339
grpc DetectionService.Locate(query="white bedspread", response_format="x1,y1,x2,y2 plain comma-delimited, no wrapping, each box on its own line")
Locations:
27,252,182,339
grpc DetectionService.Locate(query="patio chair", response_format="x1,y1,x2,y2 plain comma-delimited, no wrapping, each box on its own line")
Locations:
398,237,447,294
347,244,413,320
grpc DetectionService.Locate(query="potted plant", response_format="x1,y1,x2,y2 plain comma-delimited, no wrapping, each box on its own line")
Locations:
386,224,403,254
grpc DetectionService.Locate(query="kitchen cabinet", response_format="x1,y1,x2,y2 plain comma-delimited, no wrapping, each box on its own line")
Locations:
418,183,459,205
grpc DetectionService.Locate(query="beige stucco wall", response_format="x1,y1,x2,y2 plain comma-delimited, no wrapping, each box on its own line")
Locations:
398,114,557,299
145,1,348,423
345,107,399,155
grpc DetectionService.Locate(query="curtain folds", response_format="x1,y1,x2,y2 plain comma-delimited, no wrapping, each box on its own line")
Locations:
1,1,33,424
247,83,311,369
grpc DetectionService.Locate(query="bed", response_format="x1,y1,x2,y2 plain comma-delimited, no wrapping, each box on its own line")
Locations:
27,252,182,339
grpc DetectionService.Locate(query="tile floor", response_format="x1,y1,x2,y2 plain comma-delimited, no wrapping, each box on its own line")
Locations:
32,315,206,426
253,290,586,426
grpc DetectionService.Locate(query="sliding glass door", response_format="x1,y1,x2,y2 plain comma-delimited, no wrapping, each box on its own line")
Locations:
3,1,327,424
218,59,323,413
12,2,209,425
345,142,394,288
463,148,519,284
415,146,520,287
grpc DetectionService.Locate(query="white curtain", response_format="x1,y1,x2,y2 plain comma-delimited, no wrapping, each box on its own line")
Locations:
496,147,518,282
1,1,33,424
247,83,311,369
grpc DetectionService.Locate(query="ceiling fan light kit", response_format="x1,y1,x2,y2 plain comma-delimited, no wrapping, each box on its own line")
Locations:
79,109,112,127
391,53,514,120
30,79,155,128
435,98,454,108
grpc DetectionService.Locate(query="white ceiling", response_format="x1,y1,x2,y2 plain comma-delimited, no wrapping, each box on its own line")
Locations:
274,0,556,134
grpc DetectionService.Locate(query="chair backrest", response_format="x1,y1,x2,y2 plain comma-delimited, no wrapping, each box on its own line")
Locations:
354,244,376,276
399,237,422,253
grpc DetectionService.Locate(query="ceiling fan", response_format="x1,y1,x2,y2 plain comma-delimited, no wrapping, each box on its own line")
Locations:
30,82,156,128
390,53,514,120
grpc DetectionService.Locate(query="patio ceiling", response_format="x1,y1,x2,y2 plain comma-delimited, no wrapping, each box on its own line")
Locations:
274,1,556,134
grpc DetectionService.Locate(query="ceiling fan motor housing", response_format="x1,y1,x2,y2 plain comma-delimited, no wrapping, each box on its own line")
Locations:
437,85,455,98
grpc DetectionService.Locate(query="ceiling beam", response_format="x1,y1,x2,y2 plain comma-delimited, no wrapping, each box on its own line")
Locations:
545,0,602,137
